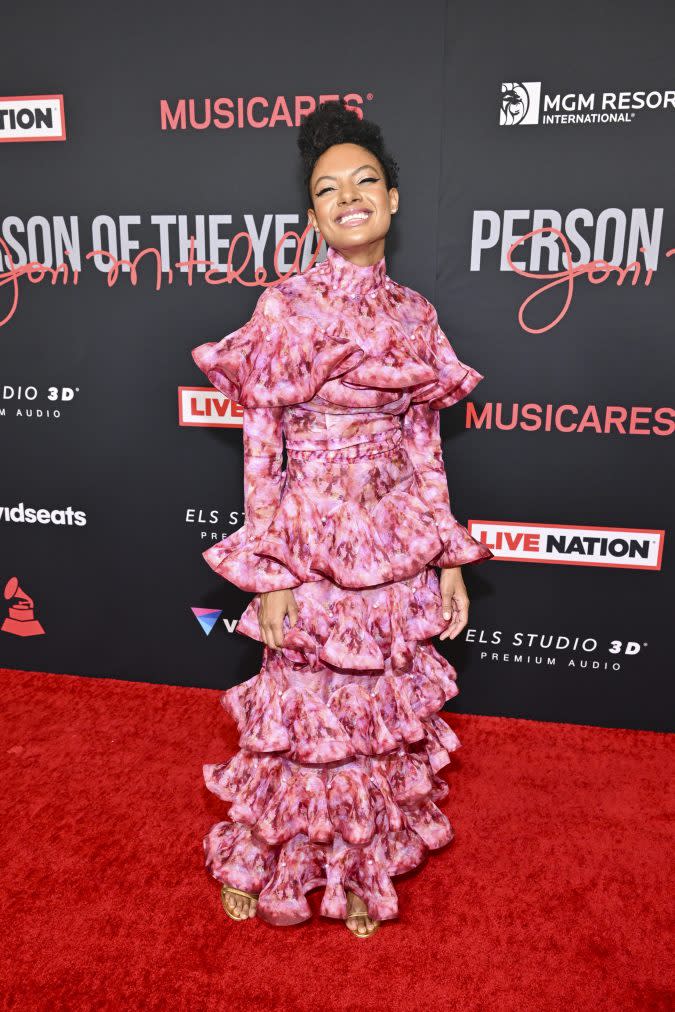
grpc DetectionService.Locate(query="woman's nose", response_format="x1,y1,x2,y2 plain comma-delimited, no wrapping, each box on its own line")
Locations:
338,187,361,204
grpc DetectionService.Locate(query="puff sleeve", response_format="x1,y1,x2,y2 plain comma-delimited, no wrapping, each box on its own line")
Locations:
198,405,304,594
192,289,306,593
402,312,494,569
191,285,364,409
405,302,486,410
241,406,286,539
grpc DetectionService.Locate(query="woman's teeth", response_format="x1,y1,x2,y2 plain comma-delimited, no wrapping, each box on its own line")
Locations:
338,211,370,226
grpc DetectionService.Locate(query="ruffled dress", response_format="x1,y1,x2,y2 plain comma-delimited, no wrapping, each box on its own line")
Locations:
192,243,494,926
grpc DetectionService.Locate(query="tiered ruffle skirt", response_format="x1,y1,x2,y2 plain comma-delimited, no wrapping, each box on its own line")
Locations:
202,429,479,925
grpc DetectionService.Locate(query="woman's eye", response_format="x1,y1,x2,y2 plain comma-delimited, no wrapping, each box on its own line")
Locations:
316,177,379,197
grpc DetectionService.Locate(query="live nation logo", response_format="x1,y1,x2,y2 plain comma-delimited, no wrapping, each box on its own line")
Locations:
0,94,66,142
469,520,664,570
178,387,243,428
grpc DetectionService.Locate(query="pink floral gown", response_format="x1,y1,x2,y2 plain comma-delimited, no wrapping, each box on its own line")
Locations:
191,243,494,926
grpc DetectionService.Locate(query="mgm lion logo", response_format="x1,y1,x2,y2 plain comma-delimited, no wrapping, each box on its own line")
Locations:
500,82,541,125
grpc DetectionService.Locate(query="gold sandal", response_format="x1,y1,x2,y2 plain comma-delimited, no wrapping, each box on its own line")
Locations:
346,911,380,939
220,885,258,922
345,894,380,939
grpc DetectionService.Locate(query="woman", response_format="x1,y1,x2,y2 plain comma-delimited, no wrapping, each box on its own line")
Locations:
192,100,493,939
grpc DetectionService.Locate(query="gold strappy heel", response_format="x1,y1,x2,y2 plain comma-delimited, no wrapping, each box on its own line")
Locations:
345,892,380,938
220,885,258,922
346,911,380,938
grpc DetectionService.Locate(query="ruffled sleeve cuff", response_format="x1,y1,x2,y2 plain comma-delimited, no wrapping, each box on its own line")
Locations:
201,517,305,594
199,404,304,594
401,392,493,569
412,466,493,568
430,509,493,568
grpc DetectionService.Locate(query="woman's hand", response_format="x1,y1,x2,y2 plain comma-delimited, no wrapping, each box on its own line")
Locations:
438,566,470,641
258,588,299,649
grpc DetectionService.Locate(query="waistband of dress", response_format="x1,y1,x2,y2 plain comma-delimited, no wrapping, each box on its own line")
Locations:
285,426,403,463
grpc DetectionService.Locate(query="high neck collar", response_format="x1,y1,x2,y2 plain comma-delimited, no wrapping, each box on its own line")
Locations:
322,244,387,299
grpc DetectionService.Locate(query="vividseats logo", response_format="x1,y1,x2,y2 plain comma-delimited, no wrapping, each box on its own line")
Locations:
469,520,664,570
191,607,241,636
0,501,87,526
0,94,66,142
499,82,675,126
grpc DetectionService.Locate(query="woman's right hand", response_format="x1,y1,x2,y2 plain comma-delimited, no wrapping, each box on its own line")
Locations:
258,588,299,649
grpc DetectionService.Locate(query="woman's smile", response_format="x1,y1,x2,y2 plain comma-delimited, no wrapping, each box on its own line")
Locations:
335,208,373,228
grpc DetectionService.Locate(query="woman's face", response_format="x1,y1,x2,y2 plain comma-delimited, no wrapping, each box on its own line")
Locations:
307,142,398,264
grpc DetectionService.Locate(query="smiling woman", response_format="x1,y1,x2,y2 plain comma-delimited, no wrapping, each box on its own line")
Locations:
193,99,493,941
303,107,399,255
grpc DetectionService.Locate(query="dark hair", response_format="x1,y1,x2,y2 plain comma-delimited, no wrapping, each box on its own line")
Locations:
297,99,400,205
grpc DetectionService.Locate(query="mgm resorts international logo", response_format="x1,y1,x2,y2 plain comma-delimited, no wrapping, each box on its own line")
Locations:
499,81,675,126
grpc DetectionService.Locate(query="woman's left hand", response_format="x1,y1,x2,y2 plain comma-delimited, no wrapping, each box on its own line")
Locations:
438,566,470,641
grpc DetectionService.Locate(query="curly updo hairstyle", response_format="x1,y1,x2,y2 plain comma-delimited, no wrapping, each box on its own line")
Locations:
297,99,400,206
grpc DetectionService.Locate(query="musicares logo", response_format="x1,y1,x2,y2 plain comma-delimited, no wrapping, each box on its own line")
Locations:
160,93,370,131
466,402,675,437
468,521,664,570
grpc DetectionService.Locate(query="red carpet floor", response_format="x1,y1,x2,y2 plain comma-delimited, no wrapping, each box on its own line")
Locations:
0,667,672,1011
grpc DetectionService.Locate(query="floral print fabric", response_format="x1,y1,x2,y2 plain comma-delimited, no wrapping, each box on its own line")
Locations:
192,244,493,925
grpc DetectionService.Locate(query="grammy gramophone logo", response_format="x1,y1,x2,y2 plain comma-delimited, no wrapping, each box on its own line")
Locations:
1,576,45,636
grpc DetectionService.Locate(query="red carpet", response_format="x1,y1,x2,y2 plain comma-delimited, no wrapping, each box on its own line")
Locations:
0,667,672,1011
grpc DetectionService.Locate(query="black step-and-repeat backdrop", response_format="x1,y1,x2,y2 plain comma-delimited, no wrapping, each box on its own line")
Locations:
1,2,672,731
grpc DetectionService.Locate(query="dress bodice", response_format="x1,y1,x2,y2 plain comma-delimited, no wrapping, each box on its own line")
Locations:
190,242,493,594
191,243,483,422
